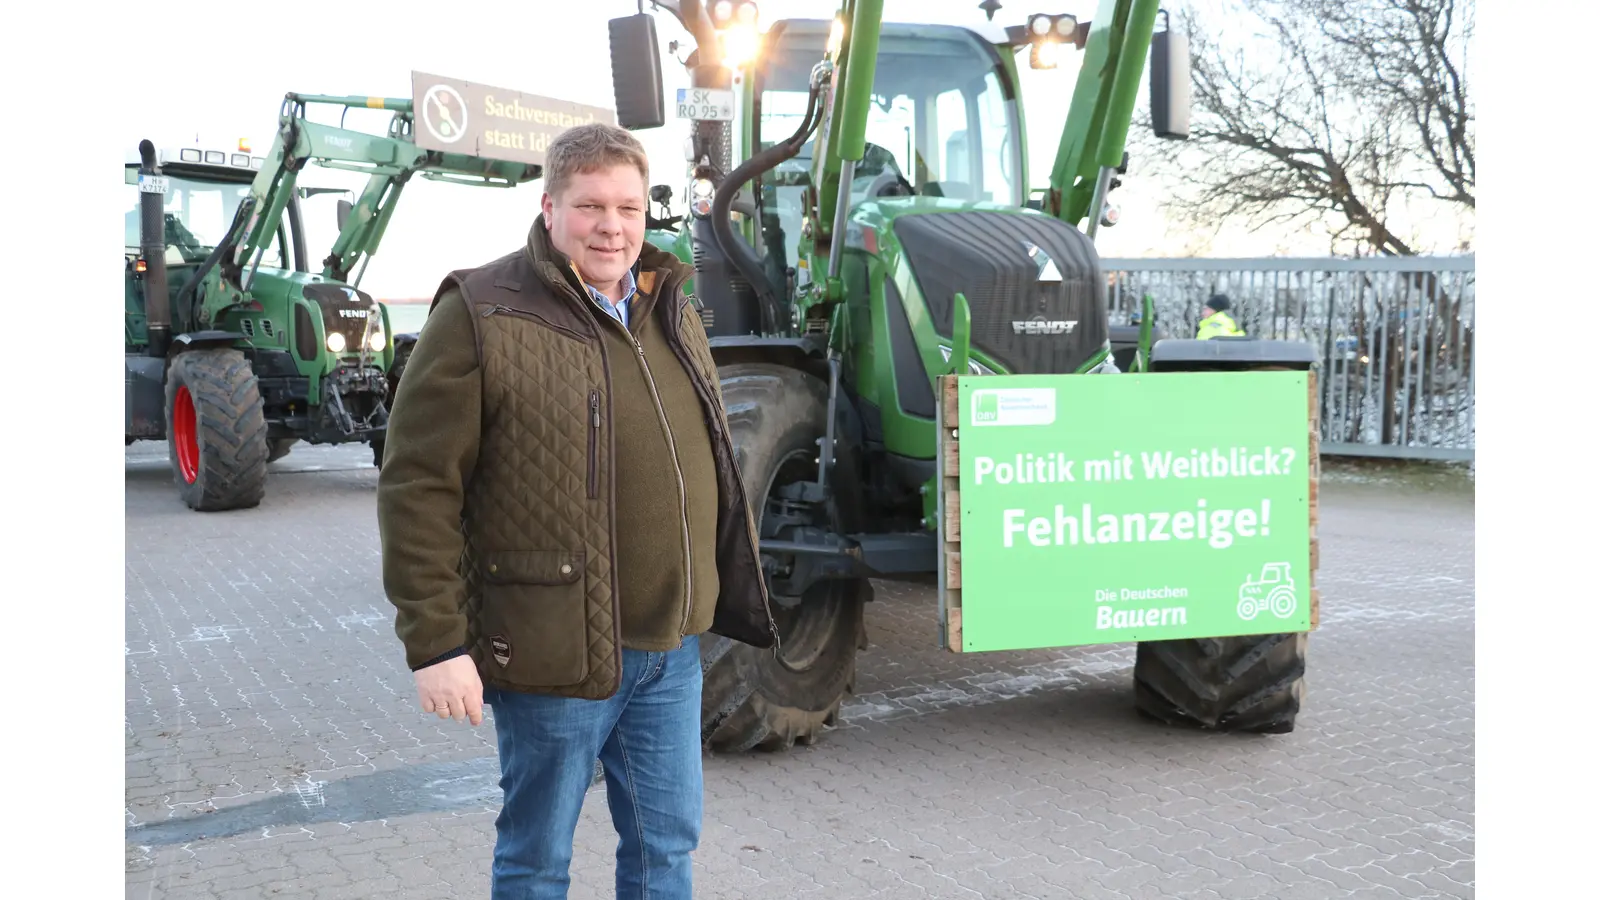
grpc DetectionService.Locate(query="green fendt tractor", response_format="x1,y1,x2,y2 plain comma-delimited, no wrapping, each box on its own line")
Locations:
607,0,1319,752
125,94,542,511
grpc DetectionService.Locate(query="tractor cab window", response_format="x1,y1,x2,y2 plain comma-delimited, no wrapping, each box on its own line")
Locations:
123,169,285,268
754,20,1022,279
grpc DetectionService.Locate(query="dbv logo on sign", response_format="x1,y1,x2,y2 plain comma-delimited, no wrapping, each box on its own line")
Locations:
969,388,1056,427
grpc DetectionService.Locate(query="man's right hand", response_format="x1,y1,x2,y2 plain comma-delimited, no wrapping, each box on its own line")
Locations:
414,655,485,726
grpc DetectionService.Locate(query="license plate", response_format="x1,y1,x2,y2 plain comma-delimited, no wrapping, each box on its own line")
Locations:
138,175,170,195
676,88,735,121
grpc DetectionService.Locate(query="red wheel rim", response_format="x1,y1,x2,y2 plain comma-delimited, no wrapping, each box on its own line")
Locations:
174,385,199,484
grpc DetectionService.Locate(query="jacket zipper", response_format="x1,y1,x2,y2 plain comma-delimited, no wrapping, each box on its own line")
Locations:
587,390,600,499
628,333,695,637
592,298,696,639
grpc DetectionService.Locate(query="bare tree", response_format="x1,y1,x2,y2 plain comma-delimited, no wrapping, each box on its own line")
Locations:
1133,0,1474,256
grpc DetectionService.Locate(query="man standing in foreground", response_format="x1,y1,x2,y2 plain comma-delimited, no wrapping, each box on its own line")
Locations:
376,122,776,899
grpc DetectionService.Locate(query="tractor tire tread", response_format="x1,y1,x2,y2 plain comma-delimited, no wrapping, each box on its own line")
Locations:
166,349,270,512
699,363,864,755
1134,630,1308,733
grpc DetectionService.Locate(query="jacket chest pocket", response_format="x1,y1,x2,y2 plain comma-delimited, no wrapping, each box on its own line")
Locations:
478,549,590,687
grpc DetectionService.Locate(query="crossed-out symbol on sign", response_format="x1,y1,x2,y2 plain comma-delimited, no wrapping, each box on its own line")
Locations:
422,84,468,144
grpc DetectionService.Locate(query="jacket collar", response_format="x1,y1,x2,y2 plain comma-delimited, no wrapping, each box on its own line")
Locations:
524,214,692,315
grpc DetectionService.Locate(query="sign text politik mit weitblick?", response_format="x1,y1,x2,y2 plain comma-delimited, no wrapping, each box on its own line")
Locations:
968,446,1299,551
971,445,1301,487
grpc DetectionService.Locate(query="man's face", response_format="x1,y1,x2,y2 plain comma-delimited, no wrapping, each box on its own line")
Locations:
1202,306,1216,318
542,163,647,290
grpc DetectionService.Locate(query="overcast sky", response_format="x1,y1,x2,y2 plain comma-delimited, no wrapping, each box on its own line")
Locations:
134,0,1463,299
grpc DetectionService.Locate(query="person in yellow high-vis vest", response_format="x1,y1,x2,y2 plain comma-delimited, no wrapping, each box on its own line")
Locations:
1197,293,1245,339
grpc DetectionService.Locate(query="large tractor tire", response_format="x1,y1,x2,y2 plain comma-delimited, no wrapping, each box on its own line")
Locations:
1133,632,1307,733
1133,358,1312,733
701,363,869,753
164,348,270,512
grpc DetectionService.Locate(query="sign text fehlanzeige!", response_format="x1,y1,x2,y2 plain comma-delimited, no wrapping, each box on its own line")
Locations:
411,72,616,167
955,371,1311,652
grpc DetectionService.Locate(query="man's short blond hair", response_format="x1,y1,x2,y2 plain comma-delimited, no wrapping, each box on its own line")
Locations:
544,123,650,200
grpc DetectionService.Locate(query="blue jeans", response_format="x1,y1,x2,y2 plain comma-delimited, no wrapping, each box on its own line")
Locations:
484,634,702,900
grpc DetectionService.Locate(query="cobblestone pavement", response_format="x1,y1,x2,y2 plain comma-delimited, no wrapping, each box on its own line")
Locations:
125,443,1474,899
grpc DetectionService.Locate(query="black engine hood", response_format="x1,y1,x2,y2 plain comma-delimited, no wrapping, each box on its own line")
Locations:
892,210,1109,375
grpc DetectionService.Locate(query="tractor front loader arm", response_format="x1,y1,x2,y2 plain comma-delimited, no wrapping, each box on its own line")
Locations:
1042,0,1164,231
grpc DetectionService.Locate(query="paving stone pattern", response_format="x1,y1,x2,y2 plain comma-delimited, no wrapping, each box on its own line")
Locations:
126,444,1474,899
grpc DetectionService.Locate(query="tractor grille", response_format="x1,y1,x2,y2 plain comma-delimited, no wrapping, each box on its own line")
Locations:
892,211,1108,375
302,283,380,353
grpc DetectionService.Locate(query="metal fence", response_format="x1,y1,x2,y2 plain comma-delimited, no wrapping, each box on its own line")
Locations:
1102,256,1476,461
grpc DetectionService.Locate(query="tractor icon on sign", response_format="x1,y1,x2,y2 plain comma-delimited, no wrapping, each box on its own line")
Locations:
1237,563,1297,620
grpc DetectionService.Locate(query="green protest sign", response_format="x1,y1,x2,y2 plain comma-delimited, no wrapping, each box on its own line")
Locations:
938,371,1314,653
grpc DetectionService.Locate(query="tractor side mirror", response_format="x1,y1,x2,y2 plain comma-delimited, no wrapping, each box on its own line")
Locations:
609,14,667,130
1149,19,1191,140
336,199,353,232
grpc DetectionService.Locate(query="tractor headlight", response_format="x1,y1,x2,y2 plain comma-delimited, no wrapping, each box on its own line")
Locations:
326,332,347,353
368,328,387,352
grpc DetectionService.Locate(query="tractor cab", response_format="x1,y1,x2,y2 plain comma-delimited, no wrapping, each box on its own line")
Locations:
122,142,282,267
752,16,1109,410
752,18,1025,288
123,141,304,353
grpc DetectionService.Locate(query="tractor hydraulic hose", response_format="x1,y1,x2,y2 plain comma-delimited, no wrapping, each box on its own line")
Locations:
137,140,172,358
709,79,822,335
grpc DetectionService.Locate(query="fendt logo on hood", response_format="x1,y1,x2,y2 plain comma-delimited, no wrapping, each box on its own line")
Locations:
1013,316,1077,336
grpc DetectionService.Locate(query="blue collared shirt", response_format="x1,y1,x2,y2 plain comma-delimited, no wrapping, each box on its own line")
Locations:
585,267,638,330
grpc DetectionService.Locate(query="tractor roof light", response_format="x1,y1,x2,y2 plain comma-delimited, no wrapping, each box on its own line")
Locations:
1029,37,1062,69
711,0,755,27
721,22,761,67
1024,13,1080,68
709,0,760,66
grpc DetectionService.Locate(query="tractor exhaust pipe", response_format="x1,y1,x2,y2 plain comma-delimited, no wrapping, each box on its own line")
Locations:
137,140,171,357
